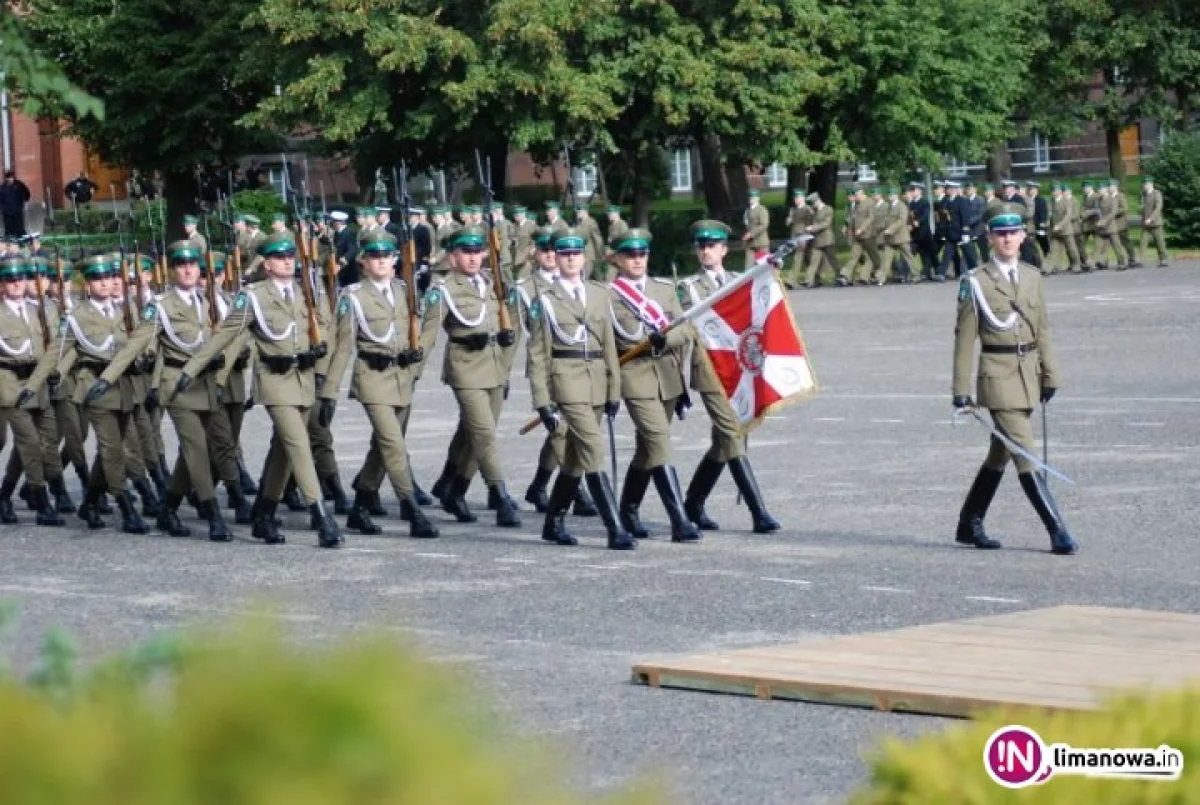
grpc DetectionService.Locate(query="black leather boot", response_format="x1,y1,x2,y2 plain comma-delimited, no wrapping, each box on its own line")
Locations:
116,490,149,534
198,498,232,542
133,477,162,518
48,476,75,514
412,477,434,506
310,501,343,548
585,472,636,550
524,466,553,513
95,493,113,514
430,459,456,502
147,463,166,499
652,466,701,542
728,456,781,533
19,481,33,510
406,496,439,539
955,465,1004,549
491,482,522,527
441,476,477,523
619,467,652,539
572,483,598,517
323,473,350,515
283,478,307,511
684,456,724,530
32,485,65,527
252,498,285,544
0,476,18,524
541,473,580,546
347,489,383,535
77,488,106,530
237,456,258,495
1019,473,1078,555
351,472,389,516
226,481,254,524
157,492,191,537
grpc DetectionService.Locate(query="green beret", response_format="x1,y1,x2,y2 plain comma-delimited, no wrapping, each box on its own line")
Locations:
465,205,482,214
989,209,1025,232
19,259,38,280
183,214,199,225
375,206,392,215
167,240,202,264
869,185,883,195
360,230,398,255
1051,182,1064,191
78,254,117,278
792,188,805,198
545,201,560,210
0,257,27,280
533,226,557,249
356,207,375,218
512,205,527,214
244,214,261,226
258,231,297,257
233,212,247,224
690,219,731,243
554,228,586,252
136,255,156,273
606,205,621,214
983,183,995,191
443,225,486,251
430,205,447,214
209,251,227,273
747,190,760,199
611,227,652,253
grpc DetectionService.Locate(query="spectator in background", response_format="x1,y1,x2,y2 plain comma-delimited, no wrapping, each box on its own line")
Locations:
0,171,31,238
65,172,98,206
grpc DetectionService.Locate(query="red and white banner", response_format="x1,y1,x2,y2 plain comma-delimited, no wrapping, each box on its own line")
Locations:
611,277,670,330
690,262,817,427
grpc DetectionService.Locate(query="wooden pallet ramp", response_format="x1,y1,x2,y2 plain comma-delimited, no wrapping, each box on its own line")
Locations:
632,606,1200,718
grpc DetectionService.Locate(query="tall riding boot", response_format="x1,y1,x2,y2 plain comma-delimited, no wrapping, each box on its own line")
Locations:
147,463,166,499
0,476,18,524
96,493,113,514
252,497,285,544
283,478,307,511
116,490,149,534
684,456,725,530
347,488,383,535
352,472,389,516
524,466,553,513
323,472,350,515
77,487,106,530
585,472,636,550
490,481,522,527
237,456,258,495
412,477,434,507
652,466,701,542
133,477,162,518
198,498,231,542
541,473,580,546
955,465,1004,549
32,485,65,527
157,455,171,486
226,481,254,524
157,492,191,536
430,459,456,502
441,476,477,523
619,467,652,538
572,483,598,517
77,460,110,513
48,476,75,514
19,481,33,510
405,496,439,539
728,456,781,533
310,500,344,548
1018,472,1078,555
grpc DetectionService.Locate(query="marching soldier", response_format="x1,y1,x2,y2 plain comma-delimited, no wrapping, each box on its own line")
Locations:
877,186,915,285
0,257,66,526
603,204,629,283
511,205,537,280
677,220,780,534
175,231,343,548
1139,176,1169,267
322,230,438,538
94,241,235,541
962,181,987,268
1046,183,1081,273
1112,179,1140,268
952,208,1076,555
741,190,771,270
800,192,838,288
238,214,266,282
908,182,937,279
837,186,872,286
527,229,633,549
183,215,208,255
1079,182,1100,267
606,228,699,543
784,190,812,286
543,201,568,235
573,204,605,280
419,225,521,528
1094,181,1128,270
976,184,996,263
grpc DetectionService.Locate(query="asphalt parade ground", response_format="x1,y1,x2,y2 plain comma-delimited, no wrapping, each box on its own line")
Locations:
1,261,1198,804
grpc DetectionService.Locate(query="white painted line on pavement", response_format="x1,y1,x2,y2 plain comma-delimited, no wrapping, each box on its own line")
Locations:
495,558,537,565
1128,422,1165,427
761,577,812,586
861,585,914,594
870,419,904,424
966,595,1022,604
814,417,845,422
415,552,459,559
580,564,622,570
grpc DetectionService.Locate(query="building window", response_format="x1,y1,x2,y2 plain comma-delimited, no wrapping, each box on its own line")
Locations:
946,156,969,177
670,149,692,193
572,164,597,197
765,162,787,188
856,164,877,183
1032,132,1051,173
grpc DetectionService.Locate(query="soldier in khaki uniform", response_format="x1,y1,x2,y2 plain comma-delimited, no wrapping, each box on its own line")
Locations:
44,259,92,501
677,221,780,533
1078,182,1099,268
1094,181,1128,270
876,187,915,285
527,229,632,549
176,231,342,548
239,214,267,283
784,190,812,286
96,241,234,541
511,205,537,280
572,205,604,281
836,186,869,286
183,215,208,255
1139,176,1169,267
543,201,568,236
1046,183,1081,273
488,204,515,281
952,209,1076,555
800,192,839,288
1112,178,1140,268
741,190,771,270
322,230,438,539
0,257,66,525
607,229,699,543
418,225,521,528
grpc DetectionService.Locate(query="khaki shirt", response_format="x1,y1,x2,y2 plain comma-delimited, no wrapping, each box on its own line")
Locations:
419,272,510,390
881,201,909,246
608,277,688,401
0,298,58,409
55,299,138,412
744,204,770,248
1050,196,1076,237
1142,188,1163,227
323,278,422,407
526,279,620,410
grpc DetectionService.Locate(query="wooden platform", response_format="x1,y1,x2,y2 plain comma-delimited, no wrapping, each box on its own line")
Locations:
631,606,1200,718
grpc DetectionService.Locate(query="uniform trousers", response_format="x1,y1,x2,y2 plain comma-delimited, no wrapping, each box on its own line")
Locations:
451,386,505,484
55,399,87,473
625,396,677,471
1095,233,1127,267
260,405,322,504
2,407,58,486
1140,226,1168,263
359,404,415,497
803,245,840,285
166,407,217,501
85,409,134,495
207,402,244,483
558,402,605,476
983,409,1036,474
1047,233,1081,273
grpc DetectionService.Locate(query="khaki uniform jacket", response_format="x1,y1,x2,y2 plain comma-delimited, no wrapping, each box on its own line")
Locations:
516,270,557,379
1095,193,1117,235
513,219,537,269
1142,188,1163,227
953,262,1059,410
868,200,889,241
678,270,732,394
608,277,687,402
419,272,509,390
786,206,813,237
181,280,321,407
527,279,620,410
1051,196,1076,237
1114,192,1130,232
43,297,72,402
323,278,421,407
881,201,910,246
577,216,605,265
1069,195,1084,233
0,298,58,409
1081,192,1100,233
850,200,874,241
212,289,252,404
56,299,138,412
187,231,208,255
745,204,770,249
808,204,836,248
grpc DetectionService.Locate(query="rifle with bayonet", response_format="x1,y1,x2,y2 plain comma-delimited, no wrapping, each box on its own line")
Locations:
474,150,515,341
291,204,324,350
201,215,221,330
117,248,135,336
397,161,420,350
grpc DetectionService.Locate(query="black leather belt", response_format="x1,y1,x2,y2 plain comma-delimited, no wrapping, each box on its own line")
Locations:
0,362,36,380
449,333,497,350
77,359,109,373
982,344,1037,356
260,352,317,374
552,349,600,361
164,354,225,372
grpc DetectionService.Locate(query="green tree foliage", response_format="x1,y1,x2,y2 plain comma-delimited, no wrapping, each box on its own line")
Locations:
1147,132,1200,246
0,12,103,120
